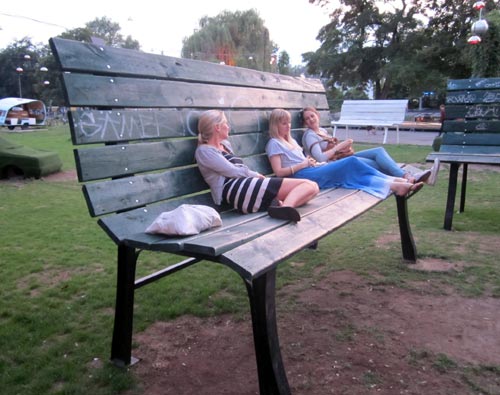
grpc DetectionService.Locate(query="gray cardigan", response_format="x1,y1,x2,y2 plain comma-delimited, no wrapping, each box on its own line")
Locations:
195,140,260,205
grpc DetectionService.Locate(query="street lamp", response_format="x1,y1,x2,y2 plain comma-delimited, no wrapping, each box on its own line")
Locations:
14,55,49,98
468,1,489,45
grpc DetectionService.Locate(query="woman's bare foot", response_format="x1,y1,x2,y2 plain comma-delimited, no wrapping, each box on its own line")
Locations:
391,181,424,197
403,172,416,183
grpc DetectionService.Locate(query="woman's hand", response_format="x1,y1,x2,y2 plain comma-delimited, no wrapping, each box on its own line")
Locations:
302,156,316,169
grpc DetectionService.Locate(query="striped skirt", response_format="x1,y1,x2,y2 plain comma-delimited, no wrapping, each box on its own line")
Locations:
223,177,283,214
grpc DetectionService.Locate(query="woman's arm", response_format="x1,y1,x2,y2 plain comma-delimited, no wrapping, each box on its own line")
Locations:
268,154,311,177
303,131,331,162
195,146,260,178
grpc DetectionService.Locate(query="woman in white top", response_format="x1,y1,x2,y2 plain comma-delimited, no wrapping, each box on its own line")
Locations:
265,109,424,199
195,110,319,221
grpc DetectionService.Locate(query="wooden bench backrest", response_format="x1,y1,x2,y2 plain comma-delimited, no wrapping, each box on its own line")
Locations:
440,78,500,155
49,38,330,218
337,99,408,123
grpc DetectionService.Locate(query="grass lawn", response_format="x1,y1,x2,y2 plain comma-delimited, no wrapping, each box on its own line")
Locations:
1,126,499,394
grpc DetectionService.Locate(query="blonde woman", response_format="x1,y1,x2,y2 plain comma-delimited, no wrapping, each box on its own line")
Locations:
265,109,424,199
195,110,319,222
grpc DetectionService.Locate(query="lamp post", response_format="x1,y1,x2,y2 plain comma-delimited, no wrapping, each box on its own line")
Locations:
14,54,49,98
16,67,24,98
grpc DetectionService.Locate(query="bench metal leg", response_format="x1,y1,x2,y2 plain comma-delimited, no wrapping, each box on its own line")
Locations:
459,163,468,213
111,245,139,366
382,126,389,144
395,195,417,262
444,163,460,231
245,269,290,395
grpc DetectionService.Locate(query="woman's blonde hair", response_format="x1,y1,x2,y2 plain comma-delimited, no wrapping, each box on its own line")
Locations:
197,110,225,144
268,109,292,140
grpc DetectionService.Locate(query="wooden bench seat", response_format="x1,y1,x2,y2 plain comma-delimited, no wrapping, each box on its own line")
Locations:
332,99,409,144
50,37,422,395
426,78,500,230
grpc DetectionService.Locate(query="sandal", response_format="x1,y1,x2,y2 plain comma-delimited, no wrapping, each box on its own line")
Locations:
414,169,432,183
268,206,301,222
406,181,424,199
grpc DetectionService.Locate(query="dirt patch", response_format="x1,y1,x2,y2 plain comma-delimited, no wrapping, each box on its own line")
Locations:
42,169,77,182
129,270,500,395
0,170,77,186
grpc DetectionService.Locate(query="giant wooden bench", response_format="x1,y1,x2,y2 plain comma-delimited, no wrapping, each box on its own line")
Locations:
332,99,409,144
50,37,422,395
427,78,500,230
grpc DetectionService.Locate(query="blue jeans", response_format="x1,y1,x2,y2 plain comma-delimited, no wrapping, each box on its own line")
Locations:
354,147,405,177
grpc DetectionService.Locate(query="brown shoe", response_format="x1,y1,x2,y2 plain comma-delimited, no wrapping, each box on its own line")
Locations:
414,169,432,183
427,158,440,186
268,206,301,222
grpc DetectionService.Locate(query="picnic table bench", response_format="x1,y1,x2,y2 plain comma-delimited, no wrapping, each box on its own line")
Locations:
427,78,500,230
332,99,409,144
50,37,422,395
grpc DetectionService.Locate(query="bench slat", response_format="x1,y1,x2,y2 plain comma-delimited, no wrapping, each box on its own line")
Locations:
448,78,500,91
69,109,273,145
62,73,328,110
75,133,268,182
69,108,327,145
442,120,500,134
83,167,206,216
446,89,500,105
427,151,500,164
444,104,500,120
51,37,326,93
442,132,500,146
431,144,500,155
75,139,197,181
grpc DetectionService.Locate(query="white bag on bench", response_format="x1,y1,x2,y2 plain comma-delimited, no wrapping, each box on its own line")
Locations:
146,204,222,236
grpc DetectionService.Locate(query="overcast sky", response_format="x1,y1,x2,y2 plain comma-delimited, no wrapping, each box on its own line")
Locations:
0,0,332,65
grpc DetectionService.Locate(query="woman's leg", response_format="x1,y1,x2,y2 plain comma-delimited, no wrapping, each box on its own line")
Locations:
355,147,405,177
277,178,319,207
296,157,393,199
355,156,381,171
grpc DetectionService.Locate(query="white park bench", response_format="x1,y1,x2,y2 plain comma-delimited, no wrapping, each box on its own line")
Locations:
331,99,409,144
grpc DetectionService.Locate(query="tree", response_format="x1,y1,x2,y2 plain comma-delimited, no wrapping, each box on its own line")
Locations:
306,0,497,101
0,38,59,103
0,17,141,106
181,9,277,71
277,51,291,75
60,17,140,49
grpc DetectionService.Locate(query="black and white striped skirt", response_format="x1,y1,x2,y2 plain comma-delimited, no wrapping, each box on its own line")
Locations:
222,177,283,214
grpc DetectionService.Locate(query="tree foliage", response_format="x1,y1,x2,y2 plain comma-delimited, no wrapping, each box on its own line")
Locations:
278,51,291,75
181,9,277,71
0,38,60,105
307,0,499,100
0,17,140,105
60,17,140,49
